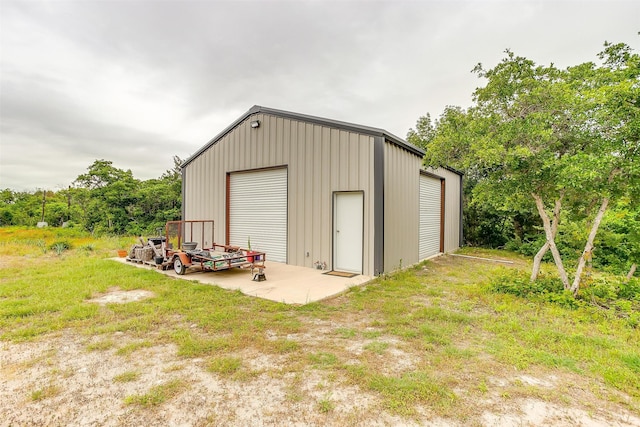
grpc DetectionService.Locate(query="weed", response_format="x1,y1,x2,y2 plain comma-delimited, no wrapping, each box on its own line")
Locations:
116,340,153,356
335,327,357,338
124,379,186,406
364,341,389,355
207,356,242,376
362,330,382,339
308,352,338,368
86,339,115,351
35,239,47,254
171,330,231,357
368,371,456,415
286,386,304,402
317,393,335,413
49,240,72,254
271,338,299,354
113,371,140,383
31,384,60,401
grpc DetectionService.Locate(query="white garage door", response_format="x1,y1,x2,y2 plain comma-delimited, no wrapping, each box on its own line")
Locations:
229,168,287,262
419,174,441,259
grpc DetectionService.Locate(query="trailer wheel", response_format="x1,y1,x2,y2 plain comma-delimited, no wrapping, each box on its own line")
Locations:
173,257,186,275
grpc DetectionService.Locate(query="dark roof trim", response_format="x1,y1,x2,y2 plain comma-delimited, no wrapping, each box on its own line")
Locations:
182,105,425,168
422,164,464,177
420,169,444,180
442,165,464,176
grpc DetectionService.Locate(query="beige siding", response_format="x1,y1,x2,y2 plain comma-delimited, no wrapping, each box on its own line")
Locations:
183,113,376,275
384,142,421,271
430,167,461,252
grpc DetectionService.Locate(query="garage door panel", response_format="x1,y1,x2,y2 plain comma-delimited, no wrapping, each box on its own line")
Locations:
419,175,441,260
229,168,287,262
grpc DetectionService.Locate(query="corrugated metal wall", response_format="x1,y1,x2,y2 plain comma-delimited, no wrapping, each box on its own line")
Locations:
430,167,461,252
183,113,376,275
383,143,421,271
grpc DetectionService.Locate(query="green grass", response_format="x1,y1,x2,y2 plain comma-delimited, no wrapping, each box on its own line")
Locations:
364,341,389,355
335,327,357,338
1,228,639,420
368,371,456,415
308,352,339,368
116,340,153,356
124,379,187,406
207,356,242,376
270,338,299,354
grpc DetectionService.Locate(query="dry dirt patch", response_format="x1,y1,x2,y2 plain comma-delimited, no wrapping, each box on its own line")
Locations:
87,287,155,305
1,330,639,426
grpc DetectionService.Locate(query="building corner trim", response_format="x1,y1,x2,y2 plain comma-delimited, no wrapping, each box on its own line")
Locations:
181,167,186,220
373,136,385,275
459,174,464,247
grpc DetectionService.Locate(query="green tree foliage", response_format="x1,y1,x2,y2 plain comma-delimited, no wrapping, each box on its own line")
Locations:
414,41,640,292
406,113,436,150
0,156,183,235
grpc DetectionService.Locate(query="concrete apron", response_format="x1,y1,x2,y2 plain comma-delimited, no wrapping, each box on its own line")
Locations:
111,258,373,305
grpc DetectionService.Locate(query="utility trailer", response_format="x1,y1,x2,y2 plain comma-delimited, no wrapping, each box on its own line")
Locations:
162,220,266,281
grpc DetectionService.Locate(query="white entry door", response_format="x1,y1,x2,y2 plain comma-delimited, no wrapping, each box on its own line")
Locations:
333,192,363,274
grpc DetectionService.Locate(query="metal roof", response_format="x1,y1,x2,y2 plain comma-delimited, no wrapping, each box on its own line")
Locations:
181,105,427,168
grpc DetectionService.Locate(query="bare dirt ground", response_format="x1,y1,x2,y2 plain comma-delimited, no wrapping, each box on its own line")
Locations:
1,289,639,426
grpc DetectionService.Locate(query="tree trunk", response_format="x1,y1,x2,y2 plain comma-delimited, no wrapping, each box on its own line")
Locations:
532,193,570,290
531,242,549,282
531,194,563,281
570,197,609,295
627,264,637,281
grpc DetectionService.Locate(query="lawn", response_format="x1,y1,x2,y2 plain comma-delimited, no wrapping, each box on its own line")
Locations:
1,227,638,426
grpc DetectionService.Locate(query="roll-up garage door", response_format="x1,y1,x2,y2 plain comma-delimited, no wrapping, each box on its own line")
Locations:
419,174,442,259
229,168,287,262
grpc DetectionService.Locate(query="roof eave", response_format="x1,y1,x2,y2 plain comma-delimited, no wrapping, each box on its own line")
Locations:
181,105,426,168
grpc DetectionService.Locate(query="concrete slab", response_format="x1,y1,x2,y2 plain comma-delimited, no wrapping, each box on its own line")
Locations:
110,258,373,305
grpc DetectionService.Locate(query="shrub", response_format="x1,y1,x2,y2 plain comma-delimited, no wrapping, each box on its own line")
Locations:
49,240,72,251
489,270,640,323
488,270,563,298
49,240,72,255
488,270,579,308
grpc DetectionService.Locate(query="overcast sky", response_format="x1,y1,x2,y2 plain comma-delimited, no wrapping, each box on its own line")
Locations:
1,0,638,191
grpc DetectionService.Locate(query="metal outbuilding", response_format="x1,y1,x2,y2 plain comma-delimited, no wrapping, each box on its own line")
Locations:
181,105,462,276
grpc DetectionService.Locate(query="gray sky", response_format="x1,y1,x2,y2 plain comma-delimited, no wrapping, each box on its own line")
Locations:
1,0,638,191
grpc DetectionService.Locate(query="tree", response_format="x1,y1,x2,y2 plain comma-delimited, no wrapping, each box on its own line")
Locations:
74,160,140,233
0,156,183,233
562,42,640,291
406,113,436,150
419,42,639,296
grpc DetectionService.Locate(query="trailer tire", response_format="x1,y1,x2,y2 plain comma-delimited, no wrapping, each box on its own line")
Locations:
173,257,186,275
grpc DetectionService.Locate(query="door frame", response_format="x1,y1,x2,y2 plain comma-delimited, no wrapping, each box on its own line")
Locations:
332,191,364,274
226,165,288,262
419,170,445,258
